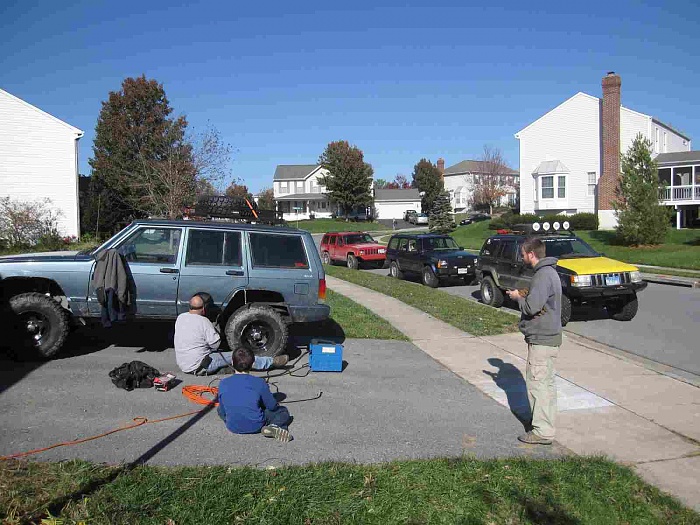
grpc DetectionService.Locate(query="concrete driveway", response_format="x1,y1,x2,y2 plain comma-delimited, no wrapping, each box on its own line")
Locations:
0,324,560,467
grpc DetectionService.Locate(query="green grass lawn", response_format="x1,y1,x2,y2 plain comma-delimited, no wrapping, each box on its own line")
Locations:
290,218,390,234
324,265,518,336
2,457,697,524
324,289,408,340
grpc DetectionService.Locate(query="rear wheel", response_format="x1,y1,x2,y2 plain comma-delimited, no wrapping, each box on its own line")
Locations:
422,266,440,288
347,253,359,270
9,292,70,359
561,294,572,326
390,260,404,280
608,294,639,321
321,251,331,265
480,276,504,308
225,305,288,358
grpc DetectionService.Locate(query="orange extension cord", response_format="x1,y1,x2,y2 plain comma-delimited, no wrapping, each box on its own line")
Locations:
0,386,220,461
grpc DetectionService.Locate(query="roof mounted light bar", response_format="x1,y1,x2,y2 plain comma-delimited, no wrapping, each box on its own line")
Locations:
511,221,572,235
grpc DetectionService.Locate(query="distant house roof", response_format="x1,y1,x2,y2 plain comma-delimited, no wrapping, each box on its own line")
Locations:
374,188,421,202
655,151,700,166
273,165,320,180
443,160,519,177
532,160,570,175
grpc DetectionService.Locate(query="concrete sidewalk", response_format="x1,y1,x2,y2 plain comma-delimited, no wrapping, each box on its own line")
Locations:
326,276,700,511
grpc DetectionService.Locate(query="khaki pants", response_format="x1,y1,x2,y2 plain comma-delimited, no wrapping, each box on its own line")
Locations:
526,343,559,440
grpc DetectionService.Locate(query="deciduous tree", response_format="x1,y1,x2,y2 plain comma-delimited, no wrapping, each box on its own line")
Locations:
225,182,253,202
374,178,388,189
318,140,373,215
412,159,443,212
469,145,511,215
257,187,275,210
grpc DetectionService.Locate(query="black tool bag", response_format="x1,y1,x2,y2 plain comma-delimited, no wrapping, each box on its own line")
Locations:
109,361,161,391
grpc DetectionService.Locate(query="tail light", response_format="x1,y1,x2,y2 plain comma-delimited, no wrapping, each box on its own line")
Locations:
318,278,327,302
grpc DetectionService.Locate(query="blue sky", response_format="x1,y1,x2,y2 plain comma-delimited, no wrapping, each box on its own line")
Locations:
2,0,699,192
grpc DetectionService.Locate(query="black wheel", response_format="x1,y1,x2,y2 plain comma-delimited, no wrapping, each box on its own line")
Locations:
561,294,572,326
225,305,288,358
480,276,504,308
608,294,639,322
422,266,440,288
321,251,331,265
9,292,70,359
347,254,359,270
389,260,404,280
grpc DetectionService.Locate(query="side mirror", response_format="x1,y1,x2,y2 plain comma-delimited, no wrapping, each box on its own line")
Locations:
459,246,465,250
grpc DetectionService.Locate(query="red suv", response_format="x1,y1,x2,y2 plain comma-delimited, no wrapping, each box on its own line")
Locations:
320,232,386,269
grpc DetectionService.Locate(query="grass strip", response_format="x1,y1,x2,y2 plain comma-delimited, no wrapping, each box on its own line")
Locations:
324,289,408,340
292,218,390,233
324,265,518,337
2,456,697,524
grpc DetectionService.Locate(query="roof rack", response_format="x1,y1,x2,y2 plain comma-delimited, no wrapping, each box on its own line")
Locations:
184,196,285,226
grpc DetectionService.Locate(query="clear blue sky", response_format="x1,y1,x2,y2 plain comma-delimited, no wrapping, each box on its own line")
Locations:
2,0,698,193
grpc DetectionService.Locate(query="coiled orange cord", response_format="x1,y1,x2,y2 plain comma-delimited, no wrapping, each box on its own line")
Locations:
181,385,219,406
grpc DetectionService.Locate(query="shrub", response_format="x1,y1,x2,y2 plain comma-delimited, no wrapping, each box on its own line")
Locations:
0,197,63,248
488,212,599,231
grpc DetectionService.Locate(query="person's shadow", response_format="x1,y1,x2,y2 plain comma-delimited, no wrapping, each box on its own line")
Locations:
483,358,531,428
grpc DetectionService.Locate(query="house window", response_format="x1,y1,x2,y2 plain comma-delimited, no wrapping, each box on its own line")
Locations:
296,181,304,193
279,181,288,193
541,176,554,199
557,176,566,198
587,172,597,196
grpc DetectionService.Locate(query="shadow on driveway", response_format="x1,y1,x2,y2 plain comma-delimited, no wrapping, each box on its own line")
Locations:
483,357,531,424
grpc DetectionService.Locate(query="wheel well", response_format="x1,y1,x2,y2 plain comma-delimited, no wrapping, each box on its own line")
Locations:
0,277,66,301
480,270,499,287
220,289,288,327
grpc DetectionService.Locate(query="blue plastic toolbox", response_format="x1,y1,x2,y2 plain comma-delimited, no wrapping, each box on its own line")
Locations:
309,339,343,372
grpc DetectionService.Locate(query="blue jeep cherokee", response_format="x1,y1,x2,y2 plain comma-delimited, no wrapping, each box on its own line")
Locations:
0,220,329,359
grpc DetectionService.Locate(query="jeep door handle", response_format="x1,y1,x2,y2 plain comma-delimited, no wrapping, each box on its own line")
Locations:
160,268,179,274
226,269,244,276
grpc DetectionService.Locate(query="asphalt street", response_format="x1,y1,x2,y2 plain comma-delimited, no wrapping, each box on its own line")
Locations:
0,331,560,466
312,233,700,379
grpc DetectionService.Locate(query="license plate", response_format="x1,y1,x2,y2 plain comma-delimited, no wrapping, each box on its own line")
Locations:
457,268,469,274
605,274,621,286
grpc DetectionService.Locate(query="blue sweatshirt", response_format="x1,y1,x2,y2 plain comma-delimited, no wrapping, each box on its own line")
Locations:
217,374,278,434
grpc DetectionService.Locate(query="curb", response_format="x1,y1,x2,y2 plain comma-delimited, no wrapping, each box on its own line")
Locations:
641,274,700,288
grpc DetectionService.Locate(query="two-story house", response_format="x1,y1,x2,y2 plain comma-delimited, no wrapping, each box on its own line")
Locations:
515,72,692,229
272,164,332,220
440,158,519,213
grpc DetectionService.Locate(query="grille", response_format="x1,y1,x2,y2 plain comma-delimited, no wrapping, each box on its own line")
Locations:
591,272,630,286
363,248,380,255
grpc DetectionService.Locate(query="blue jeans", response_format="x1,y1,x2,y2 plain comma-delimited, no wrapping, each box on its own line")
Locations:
207,352,272,374
217,404,291,431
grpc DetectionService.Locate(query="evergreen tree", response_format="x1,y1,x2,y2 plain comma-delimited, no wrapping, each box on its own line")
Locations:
429,191,455,234
614,134,671,245
318,141,373,215
412,159,443,212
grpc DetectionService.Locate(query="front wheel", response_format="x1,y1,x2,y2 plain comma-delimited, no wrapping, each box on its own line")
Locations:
480,276,504,308
561,294,572,326
608,294,639,321
9,292,70,359
225,305,288,358
390,260,404,280
347,254,359,270
422,266,440,288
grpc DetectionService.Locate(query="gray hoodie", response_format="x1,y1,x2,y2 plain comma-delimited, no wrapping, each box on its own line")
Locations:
517,256,562,347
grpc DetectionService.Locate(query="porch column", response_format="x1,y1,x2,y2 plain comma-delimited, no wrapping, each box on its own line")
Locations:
306,200,310,215
676,206,681,230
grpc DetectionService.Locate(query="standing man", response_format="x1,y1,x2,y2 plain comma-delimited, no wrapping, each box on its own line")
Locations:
506,237,562,445
175,294,288,376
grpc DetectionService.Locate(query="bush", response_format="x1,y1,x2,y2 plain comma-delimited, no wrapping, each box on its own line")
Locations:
488,212,599,231
0,197,63,248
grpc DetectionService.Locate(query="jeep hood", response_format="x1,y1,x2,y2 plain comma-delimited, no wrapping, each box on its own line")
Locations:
354,243,384,250
557,257,638,275
0,250,85,263
429,249,476,259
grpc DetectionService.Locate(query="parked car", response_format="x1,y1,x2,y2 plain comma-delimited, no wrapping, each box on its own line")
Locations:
319,232,386,269
404,210,418,222
334,210,372,222
475,222,647,325
385,233,477,288
459,213,491,225
0,220,330,359
409,213,429,225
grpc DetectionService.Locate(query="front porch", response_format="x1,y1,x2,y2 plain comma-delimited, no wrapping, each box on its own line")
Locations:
276,194,333,221
657,156,700,229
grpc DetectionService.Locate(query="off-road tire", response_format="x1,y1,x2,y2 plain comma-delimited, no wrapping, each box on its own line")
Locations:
561,294,572,327
389,260,404,280
422,266,440,288
608,294,639,322
321,251,331,265
225,305,288,358
9,292,70,359
480,275,504,308
347,253,359,270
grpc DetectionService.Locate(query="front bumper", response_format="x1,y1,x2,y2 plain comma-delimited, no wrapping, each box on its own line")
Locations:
436,266,476,279
288,304,331,323
357,254,386,262
568,281,647,300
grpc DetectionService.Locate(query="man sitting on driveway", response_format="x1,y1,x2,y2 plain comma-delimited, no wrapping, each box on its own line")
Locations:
175,294,288,376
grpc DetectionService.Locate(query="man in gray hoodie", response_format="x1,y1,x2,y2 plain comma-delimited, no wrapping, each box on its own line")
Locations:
506,237,562,445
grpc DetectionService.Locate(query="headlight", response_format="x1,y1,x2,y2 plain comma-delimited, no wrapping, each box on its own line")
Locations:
437,260,448,268
570,274,593,287
378,248,385,254
630,271,642,283
358,250,364,255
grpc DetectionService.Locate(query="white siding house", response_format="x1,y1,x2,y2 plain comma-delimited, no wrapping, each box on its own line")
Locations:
442,160,519,213
273,165,332,220
515,76,691,229
0,89,84,237
373,189,421,220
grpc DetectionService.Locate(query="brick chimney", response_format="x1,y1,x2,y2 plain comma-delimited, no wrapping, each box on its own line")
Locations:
598,72,621,214
437,158,445,179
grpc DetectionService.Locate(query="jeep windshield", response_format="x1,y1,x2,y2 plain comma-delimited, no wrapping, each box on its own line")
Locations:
423,237,459,251
344,234,375,244
541,237,600,258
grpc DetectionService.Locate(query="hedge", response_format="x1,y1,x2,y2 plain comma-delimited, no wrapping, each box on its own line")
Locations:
489,212,598,231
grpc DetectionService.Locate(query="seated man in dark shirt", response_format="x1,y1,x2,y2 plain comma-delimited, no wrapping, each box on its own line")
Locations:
217,347,293,442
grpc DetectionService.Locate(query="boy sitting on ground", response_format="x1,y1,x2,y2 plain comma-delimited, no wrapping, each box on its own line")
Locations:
217,347,293,442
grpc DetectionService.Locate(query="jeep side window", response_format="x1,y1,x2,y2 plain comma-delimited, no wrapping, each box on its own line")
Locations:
321,235,328,245
118,227,182,264
500,241,517,261
398,238,408,251
388,237,399,250
186,230,242,267
481,238,500,257
337,236,344,246
328,235,336,246
249,233,309,269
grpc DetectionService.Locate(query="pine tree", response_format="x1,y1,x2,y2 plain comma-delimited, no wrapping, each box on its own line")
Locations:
614,134,671,245
429,191,455,234
412,159,443,212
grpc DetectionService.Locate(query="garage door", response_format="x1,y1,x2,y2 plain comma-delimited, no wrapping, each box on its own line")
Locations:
375,201,421,220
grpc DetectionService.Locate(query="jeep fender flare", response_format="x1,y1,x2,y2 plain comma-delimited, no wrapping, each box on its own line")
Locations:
220,288,289,324
479,268,502,288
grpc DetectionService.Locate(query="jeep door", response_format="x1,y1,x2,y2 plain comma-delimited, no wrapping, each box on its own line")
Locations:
334,235,346,262
496,240,519,290
176,228,248,316
512,240,535,290
95,226,183,317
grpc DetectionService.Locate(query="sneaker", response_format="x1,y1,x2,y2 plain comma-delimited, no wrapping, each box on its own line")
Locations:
261,424,293,443
517,431,553,445
272,354,289,368
194,367,208,377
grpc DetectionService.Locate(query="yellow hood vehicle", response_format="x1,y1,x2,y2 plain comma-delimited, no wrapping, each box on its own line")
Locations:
475,221,647,326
